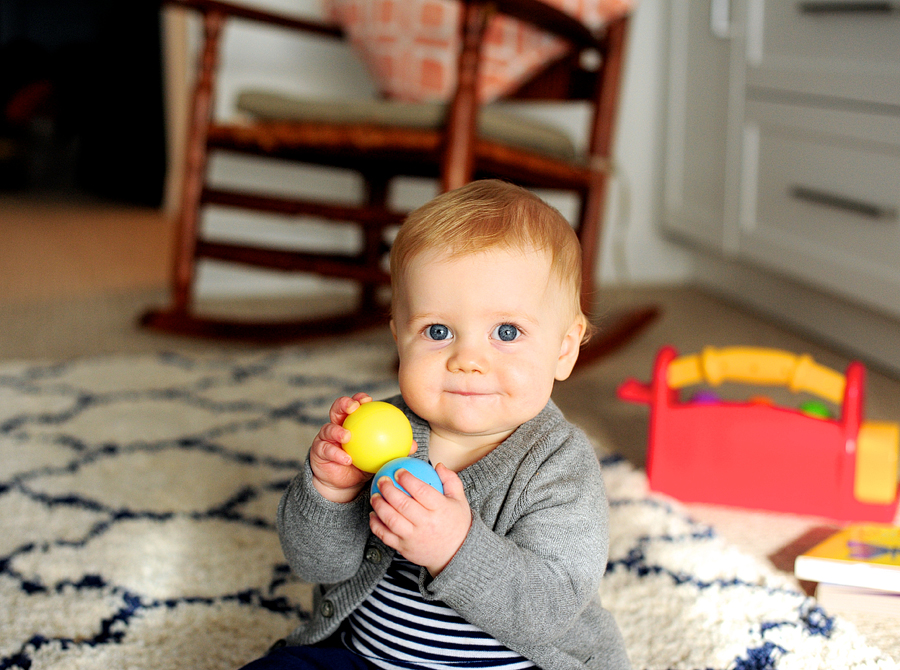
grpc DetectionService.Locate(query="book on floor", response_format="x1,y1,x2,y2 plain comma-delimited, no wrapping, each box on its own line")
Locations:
815,583,900,617
793,524,900,592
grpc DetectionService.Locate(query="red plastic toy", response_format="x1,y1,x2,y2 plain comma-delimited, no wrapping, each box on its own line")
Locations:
618,346,899,522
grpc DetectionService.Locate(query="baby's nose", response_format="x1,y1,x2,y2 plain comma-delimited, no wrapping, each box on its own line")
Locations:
447,339,488,373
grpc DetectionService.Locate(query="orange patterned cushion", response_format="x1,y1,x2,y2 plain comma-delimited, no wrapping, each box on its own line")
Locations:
323,0,633,103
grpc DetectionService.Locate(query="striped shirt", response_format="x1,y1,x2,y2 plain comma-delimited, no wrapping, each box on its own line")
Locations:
342,556,535,669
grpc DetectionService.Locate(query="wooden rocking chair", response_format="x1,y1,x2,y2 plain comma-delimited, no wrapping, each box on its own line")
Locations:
143,0,657,365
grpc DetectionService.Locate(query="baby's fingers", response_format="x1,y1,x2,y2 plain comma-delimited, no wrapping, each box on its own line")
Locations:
311,422,353,467
328,393,372,425
312,437,353,467
369,511,401,552
317,420,351,447
370,484,414,538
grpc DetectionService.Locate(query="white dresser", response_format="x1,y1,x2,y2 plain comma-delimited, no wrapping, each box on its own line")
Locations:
663,0,900,373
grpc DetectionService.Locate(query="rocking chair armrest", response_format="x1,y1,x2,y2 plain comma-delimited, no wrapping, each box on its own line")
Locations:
163,0,344,40
489,0,605,50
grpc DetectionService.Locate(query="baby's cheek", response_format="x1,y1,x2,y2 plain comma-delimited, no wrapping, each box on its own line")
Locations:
396,380,432,420
500,367,545,402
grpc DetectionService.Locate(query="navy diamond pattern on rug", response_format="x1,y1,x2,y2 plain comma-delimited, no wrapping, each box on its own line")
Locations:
1,343,895,669
1,343,401,669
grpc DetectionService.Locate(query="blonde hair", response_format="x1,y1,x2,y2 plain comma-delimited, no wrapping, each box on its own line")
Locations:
390,180,589,336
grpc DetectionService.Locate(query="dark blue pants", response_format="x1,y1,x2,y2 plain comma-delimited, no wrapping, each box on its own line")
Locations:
238,645,371,670
239,632,372,670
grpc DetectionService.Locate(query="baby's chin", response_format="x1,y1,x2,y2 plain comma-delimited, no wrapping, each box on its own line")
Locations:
429,415,520,447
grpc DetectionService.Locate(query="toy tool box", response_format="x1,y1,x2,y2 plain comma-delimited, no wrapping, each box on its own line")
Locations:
617,346,899,522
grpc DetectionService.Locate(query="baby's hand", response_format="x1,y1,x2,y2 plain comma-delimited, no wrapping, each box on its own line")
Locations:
369,464,472,576
309,393,375,503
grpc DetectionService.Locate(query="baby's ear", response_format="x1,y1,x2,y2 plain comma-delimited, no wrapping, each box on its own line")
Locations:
555,317,586,381
390,319,398,342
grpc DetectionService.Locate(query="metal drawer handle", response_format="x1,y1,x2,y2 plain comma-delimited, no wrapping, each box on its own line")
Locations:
798,2,899,15
790,186,898,220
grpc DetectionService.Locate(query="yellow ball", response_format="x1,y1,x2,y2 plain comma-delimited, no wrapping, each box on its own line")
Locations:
342,401,413,473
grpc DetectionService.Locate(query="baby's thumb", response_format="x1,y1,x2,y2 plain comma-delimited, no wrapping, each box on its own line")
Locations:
434,463,464,498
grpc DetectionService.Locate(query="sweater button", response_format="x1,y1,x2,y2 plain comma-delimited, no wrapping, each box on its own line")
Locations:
365,546,383,564
321,600,335,618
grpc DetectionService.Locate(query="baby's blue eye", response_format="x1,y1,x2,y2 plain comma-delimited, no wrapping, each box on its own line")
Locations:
493,324,519,342
426,324,451,341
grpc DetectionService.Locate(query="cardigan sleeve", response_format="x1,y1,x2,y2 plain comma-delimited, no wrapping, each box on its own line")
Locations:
276,457,373,584
423,428,610,651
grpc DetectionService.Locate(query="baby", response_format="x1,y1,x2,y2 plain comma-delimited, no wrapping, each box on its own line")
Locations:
242,180,630,669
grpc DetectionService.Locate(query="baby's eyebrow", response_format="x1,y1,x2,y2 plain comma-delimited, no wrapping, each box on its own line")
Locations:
404,313,444,328
407,311,441,321
490,309,541,324
403,310,543,329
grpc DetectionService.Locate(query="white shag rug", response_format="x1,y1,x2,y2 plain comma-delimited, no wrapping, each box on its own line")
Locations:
1,342,896,670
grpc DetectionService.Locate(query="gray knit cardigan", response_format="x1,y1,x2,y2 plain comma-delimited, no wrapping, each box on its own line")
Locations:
277,397,631,669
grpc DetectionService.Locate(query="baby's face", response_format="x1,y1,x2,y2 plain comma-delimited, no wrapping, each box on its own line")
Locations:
391,246,584,449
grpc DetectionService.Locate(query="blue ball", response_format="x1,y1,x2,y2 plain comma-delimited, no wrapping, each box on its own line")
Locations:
371,457,444,497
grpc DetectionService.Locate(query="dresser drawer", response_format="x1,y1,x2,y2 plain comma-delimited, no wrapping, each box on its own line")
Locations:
739,101,900,318
745,0,900,106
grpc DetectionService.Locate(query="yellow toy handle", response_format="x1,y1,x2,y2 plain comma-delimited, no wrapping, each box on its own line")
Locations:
856,421,900,505
667,347,846,404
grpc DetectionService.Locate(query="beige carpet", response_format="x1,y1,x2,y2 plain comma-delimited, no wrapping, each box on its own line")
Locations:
2,336,898,669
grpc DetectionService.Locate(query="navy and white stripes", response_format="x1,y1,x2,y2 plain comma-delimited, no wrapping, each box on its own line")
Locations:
343,557,534,669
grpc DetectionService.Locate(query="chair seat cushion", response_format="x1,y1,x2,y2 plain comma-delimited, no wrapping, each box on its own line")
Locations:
237,90,578,162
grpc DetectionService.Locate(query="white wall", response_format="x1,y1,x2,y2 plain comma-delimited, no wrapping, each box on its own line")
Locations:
606,0,692,284
175,0,692,297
